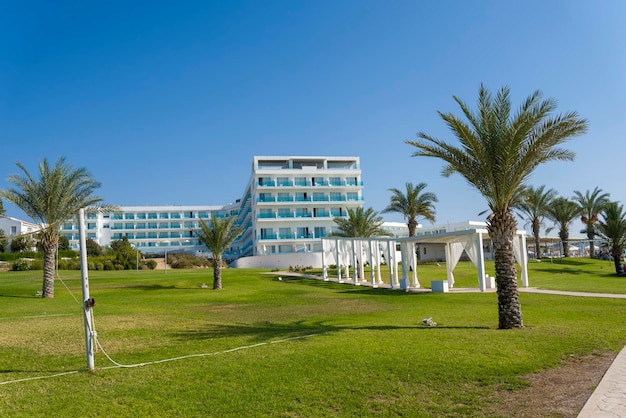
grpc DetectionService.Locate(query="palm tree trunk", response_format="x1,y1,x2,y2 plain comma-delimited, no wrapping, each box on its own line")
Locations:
532,220,541,260
612,246,623,275
489,210,523,329
42,244,56,298
213,260,222,289
588,229,596,258
560,231,570,258
408,219,417,237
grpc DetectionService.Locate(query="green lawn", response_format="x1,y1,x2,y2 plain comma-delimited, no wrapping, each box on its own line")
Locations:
0,258,624,417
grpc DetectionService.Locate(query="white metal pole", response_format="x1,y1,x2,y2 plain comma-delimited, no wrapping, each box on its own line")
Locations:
78,208,95,370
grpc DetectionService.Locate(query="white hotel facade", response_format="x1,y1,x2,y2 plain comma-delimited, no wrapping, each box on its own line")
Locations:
60,156,367,263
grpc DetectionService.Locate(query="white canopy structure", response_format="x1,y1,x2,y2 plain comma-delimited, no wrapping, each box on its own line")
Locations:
321,228,529,291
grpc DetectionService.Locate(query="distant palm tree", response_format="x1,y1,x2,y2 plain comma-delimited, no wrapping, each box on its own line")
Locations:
0,199,4,216
545,197,580,257
0,157,107,298
383,182,437,236
573,187,610,258
596,201,626,275
515,185,557,260
196,214,244,289
407,84,587,329
331,207,391,238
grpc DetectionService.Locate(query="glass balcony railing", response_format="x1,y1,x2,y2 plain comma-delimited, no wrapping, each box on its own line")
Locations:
330,195,346,201
277,212,294,218
258,213,276,219
259,234,278,240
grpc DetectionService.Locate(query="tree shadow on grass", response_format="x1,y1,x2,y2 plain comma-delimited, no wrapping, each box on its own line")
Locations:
110,284,182,291
172,320,490,344
271,276,425,297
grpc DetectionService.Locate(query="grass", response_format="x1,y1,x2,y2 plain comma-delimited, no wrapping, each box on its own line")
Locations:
0,258,625,417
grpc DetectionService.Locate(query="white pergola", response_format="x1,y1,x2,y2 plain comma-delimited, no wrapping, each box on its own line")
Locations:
321,228,529,291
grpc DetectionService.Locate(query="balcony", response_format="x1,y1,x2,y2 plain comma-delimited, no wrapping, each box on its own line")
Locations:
258,212,276,219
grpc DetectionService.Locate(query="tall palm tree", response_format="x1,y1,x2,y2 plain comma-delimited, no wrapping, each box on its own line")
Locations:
515,185,557,260
596,201,626,275
331,207,391,238
545,197,580,257
406,84,588,329
0,157,106,298
196,214,244,289
383,182,437,236
573,187,610,258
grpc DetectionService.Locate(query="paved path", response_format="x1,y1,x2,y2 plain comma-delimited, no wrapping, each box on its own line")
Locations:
578,346,626,417
270,272,626,416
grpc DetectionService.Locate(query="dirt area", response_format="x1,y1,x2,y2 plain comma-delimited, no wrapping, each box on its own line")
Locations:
483,351,616,417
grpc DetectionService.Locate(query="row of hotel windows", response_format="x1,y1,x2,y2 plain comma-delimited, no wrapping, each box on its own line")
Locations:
258,226,329,240
257,177,362,187
83,211,219,221
257,208,348,219
259,243,324,254
257,192,362,202
257,160,357,170
64,231,199,241
63,221,210,231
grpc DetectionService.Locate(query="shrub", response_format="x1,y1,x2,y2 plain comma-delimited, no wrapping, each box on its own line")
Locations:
11,259,31,271
145,260,157,270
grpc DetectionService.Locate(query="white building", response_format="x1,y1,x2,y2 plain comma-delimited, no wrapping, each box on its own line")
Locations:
56,156,365,265
0,216,42,251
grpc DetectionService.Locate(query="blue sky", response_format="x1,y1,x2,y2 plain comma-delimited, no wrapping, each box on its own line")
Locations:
1,0,624,237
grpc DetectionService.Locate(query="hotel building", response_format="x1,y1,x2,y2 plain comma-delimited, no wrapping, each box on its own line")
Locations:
59,156,366,263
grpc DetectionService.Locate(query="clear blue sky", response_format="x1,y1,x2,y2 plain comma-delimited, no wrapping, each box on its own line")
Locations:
1,0,624,237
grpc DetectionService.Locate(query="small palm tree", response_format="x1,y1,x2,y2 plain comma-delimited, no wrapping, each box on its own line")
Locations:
196,214,244,289
596,201,626,275
573,187,610,258
515,185,557,259
545,197,580,257
331,207,391,238
0,157,107,298
383,182,437,237
407,84,587,329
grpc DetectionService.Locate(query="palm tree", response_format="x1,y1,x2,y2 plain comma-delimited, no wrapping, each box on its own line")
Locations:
573,187,610,258
331,207,391,238
515,185,557,260
196,214,244,289
406,84,588,329
0,157,106,298
545,197,580,257
383,182,437,236
596,201,626,275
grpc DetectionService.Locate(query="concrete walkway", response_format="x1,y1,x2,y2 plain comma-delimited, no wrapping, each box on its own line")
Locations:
578,346,626,417
270,272,626,416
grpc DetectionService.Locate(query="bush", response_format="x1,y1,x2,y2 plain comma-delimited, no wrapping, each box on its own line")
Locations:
168,253,210,269
11,259,31,271
145,260,157,270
